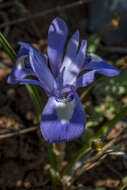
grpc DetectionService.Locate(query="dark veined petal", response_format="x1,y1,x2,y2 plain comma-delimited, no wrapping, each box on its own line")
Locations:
18,42,49,64
47,17,68,76
8,73,51,94
18,42,38,51
8,43,35,84
77,53,120,88
82,53,120,71
8,42,51,93
8,77,42,87
17,42,38,75
40,93,86,143
29,47,57,93
8,47,33,84
63,39,87,86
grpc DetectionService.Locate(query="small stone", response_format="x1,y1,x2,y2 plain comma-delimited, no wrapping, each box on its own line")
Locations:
24,181,31,189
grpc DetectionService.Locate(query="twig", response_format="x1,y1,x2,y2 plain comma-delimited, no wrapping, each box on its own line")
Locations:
62,135,122,186
14,2,42,39
0,2,15,8
107,150,126,156
100,45,127,54
0,126,38,140
0,11,9,36
0,0,90,29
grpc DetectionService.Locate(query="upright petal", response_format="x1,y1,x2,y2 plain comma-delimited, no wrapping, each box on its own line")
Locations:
63,39,87,86
60,30,80,72
47,17,68,76
40,93,86,143
29,47,57,93
77,53,120,88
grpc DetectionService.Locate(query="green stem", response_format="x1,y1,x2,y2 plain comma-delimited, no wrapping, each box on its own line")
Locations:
62,105,127,176
47,144,60,186
120,185,126,190
26,84,42,120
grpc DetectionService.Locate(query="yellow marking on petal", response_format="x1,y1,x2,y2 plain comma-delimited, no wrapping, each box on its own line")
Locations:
61,97,68,102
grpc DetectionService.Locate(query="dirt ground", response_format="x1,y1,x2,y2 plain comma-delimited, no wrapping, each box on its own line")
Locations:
0,0,127,189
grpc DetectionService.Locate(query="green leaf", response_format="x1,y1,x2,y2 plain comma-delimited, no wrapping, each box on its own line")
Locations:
0,32,16,61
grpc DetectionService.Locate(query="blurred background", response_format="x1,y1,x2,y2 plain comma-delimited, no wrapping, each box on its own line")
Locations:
0,0,127,189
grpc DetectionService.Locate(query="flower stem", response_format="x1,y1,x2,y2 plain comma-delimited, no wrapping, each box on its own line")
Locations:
47,144,59,186
120,185,126,190
26,84,42,120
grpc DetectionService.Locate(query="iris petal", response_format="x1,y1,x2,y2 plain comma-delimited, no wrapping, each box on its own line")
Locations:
8,42,51,93
77,53,120,88
61,30,79,72
63,39,87,86
29,47,57,93
47,17,68,76
8,78,42,86
40,93,86,143
83,53,120,71
7,43,35,84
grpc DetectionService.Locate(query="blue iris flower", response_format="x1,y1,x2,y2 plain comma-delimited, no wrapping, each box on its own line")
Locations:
8,17,120,143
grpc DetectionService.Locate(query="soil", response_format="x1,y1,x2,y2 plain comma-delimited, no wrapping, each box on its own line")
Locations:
0,0,127,190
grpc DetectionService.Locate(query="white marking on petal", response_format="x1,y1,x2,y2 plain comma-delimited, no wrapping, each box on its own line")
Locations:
65,63,80,85
62,56,80,85
16,55,27,70
55,99,75,124
90,53,102,62
17,62,24,69
60,56,72,72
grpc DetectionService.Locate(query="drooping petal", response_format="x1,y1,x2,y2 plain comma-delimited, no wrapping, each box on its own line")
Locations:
8,42,51,93
40,93,86,143
8,43,35,84
8,77,42,86
82,52,120,71
47,17,68,76
77,53,120,88
76,70,100,88
29,47,57,93
18,41,38,51
17,42,38,75
63,39,87,86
